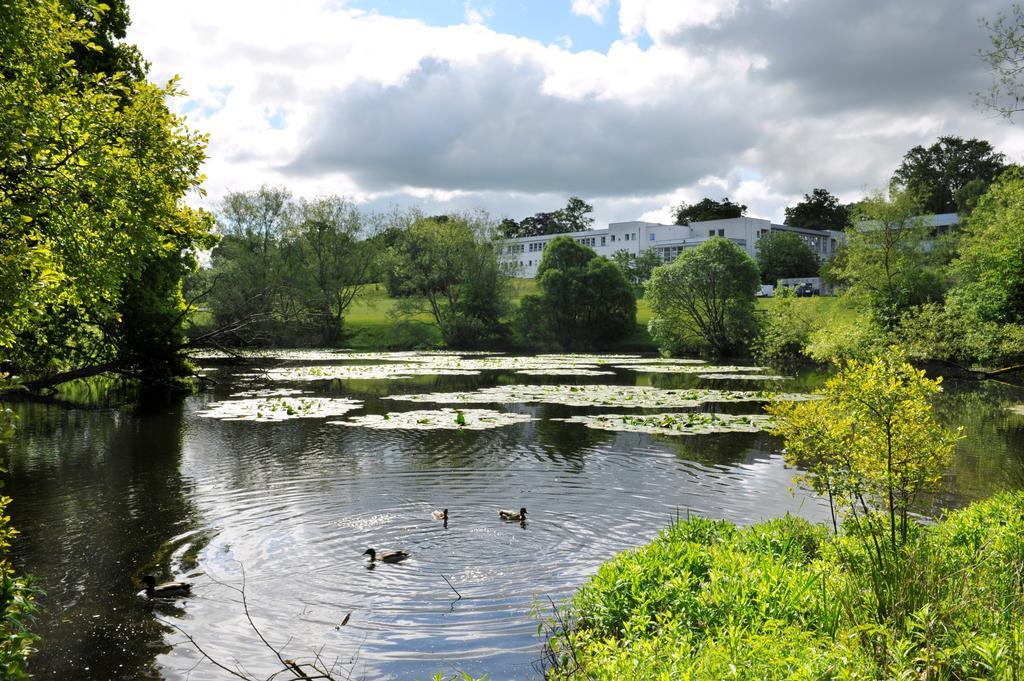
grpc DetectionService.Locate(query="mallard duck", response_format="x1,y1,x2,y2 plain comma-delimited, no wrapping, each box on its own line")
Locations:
432,508,448,521
363,548,409,563
141,575,192,598
499,507,527,521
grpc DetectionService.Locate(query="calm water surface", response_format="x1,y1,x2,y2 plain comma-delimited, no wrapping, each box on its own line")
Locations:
5,355,1024,680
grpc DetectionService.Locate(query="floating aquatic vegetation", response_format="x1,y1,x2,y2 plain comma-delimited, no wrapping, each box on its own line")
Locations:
557,412,774,435
196,396,363,421
264,364,480,381
615,364,769,374
330,408,534,430
384,384,815,408
698,373,792,381
231,388,310,397
514,369,616,376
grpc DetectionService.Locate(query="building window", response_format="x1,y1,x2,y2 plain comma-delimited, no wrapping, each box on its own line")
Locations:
649,232,656,241
718,229,725,237
610,234,615,242
600,236,606,246
708,229,714,237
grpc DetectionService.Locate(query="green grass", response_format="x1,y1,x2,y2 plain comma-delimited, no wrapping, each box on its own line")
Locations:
546,493,1024,680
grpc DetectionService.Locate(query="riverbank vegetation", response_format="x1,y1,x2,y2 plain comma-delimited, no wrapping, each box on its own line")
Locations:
547,354,1022,680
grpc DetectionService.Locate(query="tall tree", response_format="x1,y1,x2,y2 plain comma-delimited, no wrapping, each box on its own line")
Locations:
282,196,376,344
673,197,746,225
831,190,945,329
516,237,635,350
756,231,820,284
784,188,850,230
891,136,1006,215
0,0,214,386
387,214,510,348
611,248,663,294
501,196,595,238
646,237,760,356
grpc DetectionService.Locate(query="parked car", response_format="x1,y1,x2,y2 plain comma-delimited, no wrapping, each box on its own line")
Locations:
795,282,815,297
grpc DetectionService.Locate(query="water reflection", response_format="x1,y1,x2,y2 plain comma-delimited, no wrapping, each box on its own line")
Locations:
2,360,1022,680
5,400,199,680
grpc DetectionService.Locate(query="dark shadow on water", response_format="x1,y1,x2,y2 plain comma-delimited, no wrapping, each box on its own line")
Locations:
4,400,200,681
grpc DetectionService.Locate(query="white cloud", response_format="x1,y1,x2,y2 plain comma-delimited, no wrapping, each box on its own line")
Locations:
464,2,486,25
571,0,611,24
127,0,1024,228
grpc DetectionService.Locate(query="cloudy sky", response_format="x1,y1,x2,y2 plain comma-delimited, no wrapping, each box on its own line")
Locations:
128,0,1023,226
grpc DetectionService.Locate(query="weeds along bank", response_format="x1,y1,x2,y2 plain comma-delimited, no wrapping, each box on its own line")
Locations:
547,495,1024,680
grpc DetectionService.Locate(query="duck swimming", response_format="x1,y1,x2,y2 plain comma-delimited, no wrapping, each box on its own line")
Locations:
363,548,409,563
499,507,527,522
432,509,448,521
141,575,192,599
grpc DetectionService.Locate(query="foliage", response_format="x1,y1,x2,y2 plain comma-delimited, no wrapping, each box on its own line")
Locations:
784,188,850,230
978,3,1024,120
891,136,1006,215
549,493,1024,680
0,376,37,679
499,197,594,238
768,351,959,622
949,168,1024,326
673,197,746,225
515,237,635,350
755,231,820,284
830,190,945,329
803,308,890,364
387,214,510,348
0,0,214,385
645,237,760,356
751,287,814,367
194,187,380,346
610,248,662,294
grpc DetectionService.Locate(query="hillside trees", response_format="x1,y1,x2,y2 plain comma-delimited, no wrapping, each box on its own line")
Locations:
784,188,850,230
755,231,820,284
646,237,760,356
829,190,945,330
0,0,214,387
673,197,746,225
891,136,1006,215
516,237,636,349
500,196,595,238
387,214,510,348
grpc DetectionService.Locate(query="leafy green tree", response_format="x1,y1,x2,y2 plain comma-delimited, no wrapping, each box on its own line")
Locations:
784,188,850,230
611,248,663,294
645,237,760,356
767,351,960,618
388,214,510,347
751,287,813,367
516,236,635,349
0,0,214,386
949,168,1024,326
830,190,945,329
673,197,746,225
755,231,820,284
501,196,595,238
281,196,375,344
891,136,1006,215
62,0,145,81
978,3,1024,120
204,187,292,336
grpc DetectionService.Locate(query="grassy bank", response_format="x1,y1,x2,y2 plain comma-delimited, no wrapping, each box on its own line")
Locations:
547,493,1024,679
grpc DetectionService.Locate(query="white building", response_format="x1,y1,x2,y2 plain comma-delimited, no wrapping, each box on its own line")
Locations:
499,216,846,278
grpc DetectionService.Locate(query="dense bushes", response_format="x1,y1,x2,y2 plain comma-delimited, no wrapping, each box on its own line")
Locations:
515,237,636,350
548,494,1024,680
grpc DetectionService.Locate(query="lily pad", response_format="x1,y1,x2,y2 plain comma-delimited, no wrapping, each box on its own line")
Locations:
330,408,534,430
698,373,792,381
196,397,363,422
384,384,815,408
614,364,769,374
557,412,774,435
1007,404,1024,416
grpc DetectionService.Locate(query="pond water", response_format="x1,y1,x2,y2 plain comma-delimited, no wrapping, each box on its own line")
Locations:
5,352,1024,680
